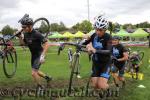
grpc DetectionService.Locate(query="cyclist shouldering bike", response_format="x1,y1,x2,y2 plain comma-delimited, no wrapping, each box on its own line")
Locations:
17,14,52,88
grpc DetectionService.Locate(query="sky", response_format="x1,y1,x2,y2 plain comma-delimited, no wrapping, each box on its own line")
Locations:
0,0,150,30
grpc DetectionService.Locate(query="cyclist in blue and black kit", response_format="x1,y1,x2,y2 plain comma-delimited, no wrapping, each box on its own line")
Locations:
111,36,128,87
17,14,52,88
83,15,112,90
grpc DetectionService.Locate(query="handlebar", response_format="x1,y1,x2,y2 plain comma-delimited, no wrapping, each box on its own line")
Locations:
58,42,87,55
60,42,86,48
58,42,111,56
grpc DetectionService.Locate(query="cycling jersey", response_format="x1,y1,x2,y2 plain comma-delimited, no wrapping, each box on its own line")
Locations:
83,32,112,78
23,29,47,69
112,44,127,64
84,33,112,63
23,29,47,54
112,44,127,59
111,44,128,77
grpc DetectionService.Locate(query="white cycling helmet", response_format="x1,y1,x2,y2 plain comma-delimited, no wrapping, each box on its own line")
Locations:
94,15,109,30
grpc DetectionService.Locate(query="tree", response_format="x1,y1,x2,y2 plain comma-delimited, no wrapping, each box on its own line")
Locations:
136,21,150,28
72,23,80,30
122,24,136,30
79,20,92,33
50,23,59,32
38,21,49,33
72,20,92,33
50,22,67,32
1,25,14,35
108,22,118,34
58,22,67,32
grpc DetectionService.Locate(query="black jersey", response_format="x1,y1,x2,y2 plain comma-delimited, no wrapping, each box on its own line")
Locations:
23,29,47,54
112,44,127,59
112,44,128,65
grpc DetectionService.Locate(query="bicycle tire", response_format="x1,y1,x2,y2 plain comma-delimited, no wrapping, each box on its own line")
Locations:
138,51,144,61
33,17,50,38
3,50,17,78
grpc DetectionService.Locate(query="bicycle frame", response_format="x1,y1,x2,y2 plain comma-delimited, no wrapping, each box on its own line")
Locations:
0,34,18,78
67,48,81,74
68,48,73,63
58,42,87,94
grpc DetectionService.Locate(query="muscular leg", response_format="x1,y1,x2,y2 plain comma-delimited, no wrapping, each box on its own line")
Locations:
97,77,109,90
32,69,42,86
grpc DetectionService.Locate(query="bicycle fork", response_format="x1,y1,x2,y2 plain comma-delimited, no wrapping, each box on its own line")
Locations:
72,53,81,76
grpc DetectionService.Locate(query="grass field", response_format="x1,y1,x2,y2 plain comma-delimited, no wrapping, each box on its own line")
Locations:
0,46,150,100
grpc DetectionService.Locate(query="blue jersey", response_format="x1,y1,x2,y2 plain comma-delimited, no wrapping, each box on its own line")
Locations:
112,44,127,59
84,33,112,63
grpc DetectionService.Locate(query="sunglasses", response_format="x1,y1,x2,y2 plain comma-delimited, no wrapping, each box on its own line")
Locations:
96,29,104,31
22,25,28,29
112,39,119,41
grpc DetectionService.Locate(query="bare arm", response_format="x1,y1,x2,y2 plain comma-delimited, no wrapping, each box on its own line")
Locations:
18,36,25,46
16,30,25,46
42,41,49,55
48,43,60,46
81,33,96,45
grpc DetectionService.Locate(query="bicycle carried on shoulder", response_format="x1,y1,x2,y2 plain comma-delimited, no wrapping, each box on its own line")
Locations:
0,17,50,78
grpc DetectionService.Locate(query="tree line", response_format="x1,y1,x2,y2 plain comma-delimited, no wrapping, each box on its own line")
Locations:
0,20,150,35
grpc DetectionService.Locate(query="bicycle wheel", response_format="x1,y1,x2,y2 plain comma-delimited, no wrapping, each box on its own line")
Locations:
125,60,137,79
68,54,81,95
33,17,50,38
124,60,132,73
3,50,17,78
85,76,92,96
138,52,144,61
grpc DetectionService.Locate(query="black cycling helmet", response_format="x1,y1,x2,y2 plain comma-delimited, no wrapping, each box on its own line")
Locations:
18,14,33,25
112,36,121,40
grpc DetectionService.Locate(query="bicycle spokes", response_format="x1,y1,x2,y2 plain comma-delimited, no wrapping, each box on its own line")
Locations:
3,51,17,78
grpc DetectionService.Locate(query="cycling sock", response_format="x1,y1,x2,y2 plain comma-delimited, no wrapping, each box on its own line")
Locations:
116,84,119,87
44,75,50,80
44,75,52,81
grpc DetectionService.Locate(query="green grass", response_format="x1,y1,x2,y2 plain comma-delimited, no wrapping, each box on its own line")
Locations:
118,47,150,100
0,46,150,100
